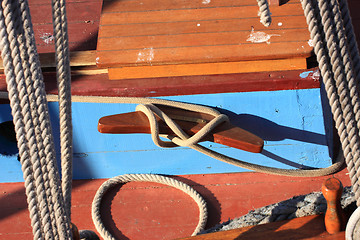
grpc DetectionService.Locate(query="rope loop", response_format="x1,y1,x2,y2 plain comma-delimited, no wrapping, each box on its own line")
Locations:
91,174,208,240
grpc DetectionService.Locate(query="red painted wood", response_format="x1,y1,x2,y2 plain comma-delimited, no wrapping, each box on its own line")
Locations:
28,0,102,53
178,215,345,240
0,169,351,240
0,68,321,103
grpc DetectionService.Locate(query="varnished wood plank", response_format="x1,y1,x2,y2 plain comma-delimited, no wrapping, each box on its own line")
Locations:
98,16,308,39
108,58,307,80
96,41,312,67
100,4,304,26
98,29,310,51
177,215,345,240
101,0,298,13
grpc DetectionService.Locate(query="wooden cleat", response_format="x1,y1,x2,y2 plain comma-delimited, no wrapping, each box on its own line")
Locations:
98,106,263,153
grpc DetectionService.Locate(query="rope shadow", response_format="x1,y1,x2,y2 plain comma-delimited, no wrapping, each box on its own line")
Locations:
174,175,222,229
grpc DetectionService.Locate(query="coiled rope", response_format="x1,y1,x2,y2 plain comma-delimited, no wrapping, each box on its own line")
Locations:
91,174,207,239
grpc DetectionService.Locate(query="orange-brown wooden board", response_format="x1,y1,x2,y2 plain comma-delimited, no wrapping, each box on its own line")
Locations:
108,58,307,80
98,16,308,39
177,215,345,240
97,42,312,67
101,0,280,13
99,3,303,25
96,0,313,68
97,29,311,51
0,170,351,240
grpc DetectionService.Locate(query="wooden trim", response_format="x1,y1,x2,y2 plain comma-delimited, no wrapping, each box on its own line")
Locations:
108,58,307,80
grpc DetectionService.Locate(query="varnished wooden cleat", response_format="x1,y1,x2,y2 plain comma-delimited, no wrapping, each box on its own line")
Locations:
322,177,346,234
98,106,263,153
70,222,80,240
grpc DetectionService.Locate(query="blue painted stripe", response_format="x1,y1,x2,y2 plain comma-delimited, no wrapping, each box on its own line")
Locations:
0,88,333,182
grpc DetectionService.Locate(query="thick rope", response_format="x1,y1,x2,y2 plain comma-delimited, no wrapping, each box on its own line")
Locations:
301,0,360,205
0,0,72,239
256,0,271,27
91,174,207,240
51,0,73,220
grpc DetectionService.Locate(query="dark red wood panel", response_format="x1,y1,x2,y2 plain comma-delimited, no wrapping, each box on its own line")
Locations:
28,0,102,53
0,68,320,100
0,170,351,240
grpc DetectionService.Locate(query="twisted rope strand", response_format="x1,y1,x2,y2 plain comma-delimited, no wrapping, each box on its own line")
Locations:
338,0,360,81
0,0,72,238
51,0,73,220
256,0,272,27
318,0,360,204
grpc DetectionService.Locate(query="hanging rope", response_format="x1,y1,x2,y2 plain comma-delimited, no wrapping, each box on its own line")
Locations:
301,0,360,206
256,0,272,27
0,0,71,238
51,0,73,220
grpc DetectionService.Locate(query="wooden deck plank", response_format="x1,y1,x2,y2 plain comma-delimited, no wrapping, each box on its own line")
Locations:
107,58,307,80
99,4,304,26
97,16,308,39
97,0,312,69
101,0,298,13
96,41,312,67
98,29,310,51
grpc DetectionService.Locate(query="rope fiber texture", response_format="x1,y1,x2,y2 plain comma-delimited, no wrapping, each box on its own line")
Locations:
301,0,360,206
51,0,73,220
256,0,272,27
0,0,71,239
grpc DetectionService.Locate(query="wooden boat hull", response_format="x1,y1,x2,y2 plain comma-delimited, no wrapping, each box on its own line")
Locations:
0,87,335,182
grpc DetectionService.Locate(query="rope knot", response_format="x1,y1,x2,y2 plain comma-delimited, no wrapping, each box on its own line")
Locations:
135,103,229,148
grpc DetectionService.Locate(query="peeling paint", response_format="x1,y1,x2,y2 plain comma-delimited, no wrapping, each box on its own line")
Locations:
136,47,154,64
308,39,314,47
278,22,283,27
246,28,280,44
202,0,211,4
40,33,54,44
197,23,201,27
299,69,320,80
95,57,100,64
299,71,313,78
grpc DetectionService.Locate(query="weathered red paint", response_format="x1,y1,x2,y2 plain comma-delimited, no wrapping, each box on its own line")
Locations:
0,170,351,240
